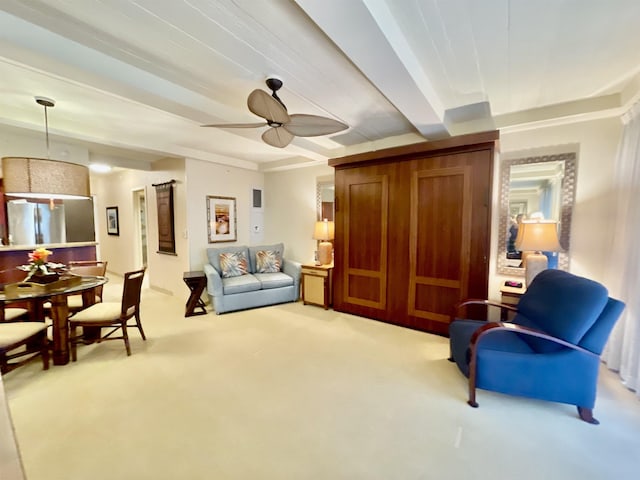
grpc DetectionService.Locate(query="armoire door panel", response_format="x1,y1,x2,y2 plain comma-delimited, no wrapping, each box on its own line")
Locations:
413,283,461,323
342,175,388,311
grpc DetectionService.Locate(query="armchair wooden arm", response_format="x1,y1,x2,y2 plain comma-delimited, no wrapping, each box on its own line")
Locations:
453,299,519,322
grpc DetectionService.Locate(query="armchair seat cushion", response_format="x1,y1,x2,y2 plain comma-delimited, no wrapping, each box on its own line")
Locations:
222,274,261,295
450,319,533,376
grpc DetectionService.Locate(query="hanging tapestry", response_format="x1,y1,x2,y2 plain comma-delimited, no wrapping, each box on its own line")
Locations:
153,180,176,255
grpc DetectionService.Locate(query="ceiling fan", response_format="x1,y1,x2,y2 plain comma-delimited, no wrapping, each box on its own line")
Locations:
202,77,348,148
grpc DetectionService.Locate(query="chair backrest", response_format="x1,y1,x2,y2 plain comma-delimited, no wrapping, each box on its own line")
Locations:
69,260,108,300
121,268,145,318
514,269,611,351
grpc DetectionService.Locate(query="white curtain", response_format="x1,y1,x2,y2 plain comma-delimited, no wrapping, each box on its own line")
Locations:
603,101,640,398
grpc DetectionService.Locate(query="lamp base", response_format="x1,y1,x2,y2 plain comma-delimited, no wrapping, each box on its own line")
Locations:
524,252,548,287
317,241,333,265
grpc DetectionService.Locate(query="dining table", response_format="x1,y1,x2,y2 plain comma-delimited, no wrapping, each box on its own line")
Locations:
0,275,108,365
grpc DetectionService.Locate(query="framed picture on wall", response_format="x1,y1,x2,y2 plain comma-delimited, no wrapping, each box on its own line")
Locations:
207,195,237,243
106,206,119,236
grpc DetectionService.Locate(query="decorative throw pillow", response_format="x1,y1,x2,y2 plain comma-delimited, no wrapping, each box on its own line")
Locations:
219,252,248,278
256,250,281,273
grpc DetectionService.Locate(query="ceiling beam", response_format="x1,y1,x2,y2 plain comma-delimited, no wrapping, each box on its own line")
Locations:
295,0,450,140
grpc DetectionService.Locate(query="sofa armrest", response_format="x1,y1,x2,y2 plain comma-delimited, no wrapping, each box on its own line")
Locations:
203,263,223,297
282,259,302,290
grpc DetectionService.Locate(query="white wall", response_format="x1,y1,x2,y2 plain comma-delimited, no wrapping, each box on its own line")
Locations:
184,158,264,270
93,157,189,297
0,128,89,164
264,164,334,264
492,117,623,299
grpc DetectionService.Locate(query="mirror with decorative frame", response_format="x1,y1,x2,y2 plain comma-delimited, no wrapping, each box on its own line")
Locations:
497,152,577,276
316,180,334,221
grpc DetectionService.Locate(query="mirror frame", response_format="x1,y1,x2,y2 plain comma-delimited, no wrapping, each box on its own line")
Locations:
497,151,577,276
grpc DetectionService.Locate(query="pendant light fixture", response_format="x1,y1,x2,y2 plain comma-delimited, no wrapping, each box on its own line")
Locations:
2,96,91,200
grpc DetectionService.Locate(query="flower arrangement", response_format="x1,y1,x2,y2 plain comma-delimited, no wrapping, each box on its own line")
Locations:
17,248,66,282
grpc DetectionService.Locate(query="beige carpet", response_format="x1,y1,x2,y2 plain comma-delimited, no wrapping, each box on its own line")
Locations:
3,279,640,480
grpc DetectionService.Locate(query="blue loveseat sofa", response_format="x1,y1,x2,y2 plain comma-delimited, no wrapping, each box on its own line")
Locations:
203,243,301,314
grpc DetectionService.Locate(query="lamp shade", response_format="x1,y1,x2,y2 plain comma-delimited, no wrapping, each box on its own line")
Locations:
2,157,90,199
313,219,335,241
515,220,562,252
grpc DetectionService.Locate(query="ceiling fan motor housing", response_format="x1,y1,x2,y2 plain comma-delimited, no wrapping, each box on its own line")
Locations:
265,77,283,92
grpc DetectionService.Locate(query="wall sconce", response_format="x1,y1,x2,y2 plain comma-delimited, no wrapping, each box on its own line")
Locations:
313,219,335,265
515,220,562,287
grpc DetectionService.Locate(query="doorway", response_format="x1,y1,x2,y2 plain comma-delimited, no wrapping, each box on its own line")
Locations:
133,188,148,269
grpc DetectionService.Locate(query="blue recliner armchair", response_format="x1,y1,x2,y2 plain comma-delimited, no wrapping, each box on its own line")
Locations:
449,269,625,424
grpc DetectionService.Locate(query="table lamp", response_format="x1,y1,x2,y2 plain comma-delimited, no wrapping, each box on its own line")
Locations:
313,219,334,265
515,220,562,287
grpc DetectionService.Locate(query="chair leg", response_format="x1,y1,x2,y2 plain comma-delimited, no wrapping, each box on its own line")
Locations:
0,353,7,375
577,407,600,425
134,313,146,340
467,349,479,408
122,323,131,356
41,334,50,371
71,324,78,362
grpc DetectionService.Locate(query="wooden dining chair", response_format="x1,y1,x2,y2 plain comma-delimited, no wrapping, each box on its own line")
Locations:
69,268,146,360
66,260,108,315
0,322,50,374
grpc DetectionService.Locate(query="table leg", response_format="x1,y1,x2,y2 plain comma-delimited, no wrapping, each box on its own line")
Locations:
185,278,207,317
49,294,70,366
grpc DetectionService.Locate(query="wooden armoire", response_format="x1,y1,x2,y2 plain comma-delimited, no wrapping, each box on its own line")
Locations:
329,131,498,336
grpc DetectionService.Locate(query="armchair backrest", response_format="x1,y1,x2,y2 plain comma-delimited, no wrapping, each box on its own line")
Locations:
513,270,610,352
579,297,625,354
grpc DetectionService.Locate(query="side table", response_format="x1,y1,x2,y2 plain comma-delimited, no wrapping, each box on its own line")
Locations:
500,284,526,321
301,263,333,309
183,271,207,317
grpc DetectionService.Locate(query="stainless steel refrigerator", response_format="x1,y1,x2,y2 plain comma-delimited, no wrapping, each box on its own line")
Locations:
7,200,66,245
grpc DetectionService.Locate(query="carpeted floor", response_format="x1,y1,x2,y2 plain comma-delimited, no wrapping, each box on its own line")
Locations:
3,279,640,480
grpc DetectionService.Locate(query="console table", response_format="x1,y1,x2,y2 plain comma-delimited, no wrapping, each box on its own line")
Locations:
183,271,207,317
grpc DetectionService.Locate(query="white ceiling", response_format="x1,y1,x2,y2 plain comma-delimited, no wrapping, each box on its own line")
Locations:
1,0,639,172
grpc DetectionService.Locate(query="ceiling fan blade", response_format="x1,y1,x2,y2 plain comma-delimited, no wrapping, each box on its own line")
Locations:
248,89,290,124
283,114,348,137
201,122,266,128
262,126,294,148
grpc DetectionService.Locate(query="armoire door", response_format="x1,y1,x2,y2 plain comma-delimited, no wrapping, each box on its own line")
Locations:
406,152,492,334
333,163,397,321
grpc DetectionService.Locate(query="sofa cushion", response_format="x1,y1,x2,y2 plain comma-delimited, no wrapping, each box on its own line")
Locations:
222,274,261,295
254,272,294,290
219,251,249,278
249,243,284,273
256,250,281,273
207,246,249,275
